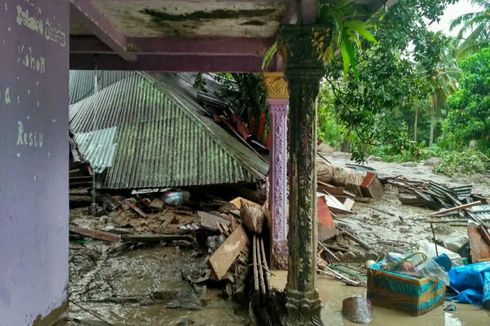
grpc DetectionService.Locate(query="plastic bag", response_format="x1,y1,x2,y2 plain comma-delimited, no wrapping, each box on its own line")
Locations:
381,251,449,285
448,261,490,306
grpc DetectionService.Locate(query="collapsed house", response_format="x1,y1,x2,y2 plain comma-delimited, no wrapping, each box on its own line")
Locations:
69,71,268,192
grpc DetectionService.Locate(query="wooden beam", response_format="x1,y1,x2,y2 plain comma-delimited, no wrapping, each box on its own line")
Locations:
70,53,272,72
209,225,249,280
430,201,482,216
70,36,274,57
70,0,136,61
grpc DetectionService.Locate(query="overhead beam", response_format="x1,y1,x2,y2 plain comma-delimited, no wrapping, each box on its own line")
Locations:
70,54,275,72
70,0,136,61
282,0,297,23
70,36,274,57
299,0,316,24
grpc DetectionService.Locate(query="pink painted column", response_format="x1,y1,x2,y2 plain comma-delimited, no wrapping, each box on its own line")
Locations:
263,72,289,269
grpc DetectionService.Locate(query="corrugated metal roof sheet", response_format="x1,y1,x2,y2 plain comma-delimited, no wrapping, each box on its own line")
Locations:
74,127,117,173
69,70,131,104
69,71,268,190
470,205,490,220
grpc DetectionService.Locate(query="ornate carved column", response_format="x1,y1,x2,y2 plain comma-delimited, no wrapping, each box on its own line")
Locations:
280,24,326,326
263,72,289,270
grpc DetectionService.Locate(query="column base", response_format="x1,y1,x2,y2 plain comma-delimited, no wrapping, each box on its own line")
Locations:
285,289,323,326
272,240,288,270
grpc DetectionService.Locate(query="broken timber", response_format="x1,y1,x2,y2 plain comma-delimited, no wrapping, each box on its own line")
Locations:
198,211,231,232
121,234,193,243
70,226,121,242
209,224,249,280
430,201,482,216
124,200,147,218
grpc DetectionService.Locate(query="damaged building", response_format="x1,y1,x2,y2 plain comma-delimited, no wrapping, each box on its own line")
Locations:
69,71,268,193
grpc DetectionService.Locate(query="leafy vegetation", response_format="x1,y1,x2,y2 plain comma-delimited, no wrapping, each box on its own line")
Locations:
314,0,489,175
261,0,489,175
450,0,490,57
440,46,490,154
433,149,489,176
317,0,460,162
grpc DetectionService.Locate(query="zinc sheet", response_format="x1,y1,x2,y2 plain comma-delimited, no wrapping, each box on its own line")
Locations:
69,71,267,189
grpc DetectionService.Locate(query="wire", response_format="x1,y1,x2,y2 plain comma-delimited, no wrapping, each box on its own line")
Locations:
70,300,114,325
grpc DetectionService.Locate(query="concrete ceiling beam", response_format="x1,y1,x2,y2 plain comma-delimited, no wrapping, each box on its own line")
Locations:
70,0,137,61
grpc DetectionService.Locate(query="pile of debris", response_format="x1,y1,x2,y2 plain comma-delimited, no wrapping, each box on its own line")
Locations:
69,187,276,320
386,176,484,210
317,154,385,203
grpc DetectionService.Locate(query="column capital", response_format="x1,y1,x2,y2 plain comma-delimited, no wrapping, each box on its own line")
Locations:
279,24,327,81
263,72,289,100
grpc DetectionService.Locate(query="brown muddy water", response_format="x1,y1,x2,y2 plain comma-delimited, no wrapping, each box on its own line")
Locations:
271,270,490,326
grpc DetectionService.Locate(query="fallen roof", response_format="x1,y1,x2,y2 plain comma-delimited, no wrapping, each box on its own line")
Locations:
69,70,268,190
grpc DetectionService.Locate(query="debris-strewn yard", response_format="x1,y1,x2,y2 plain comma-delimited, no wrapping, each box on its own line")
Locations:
326,150,489,255
68,151,490,325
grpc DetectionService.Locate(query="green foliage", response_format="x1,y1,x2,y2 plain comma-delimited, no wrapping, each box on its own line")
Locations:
193,73,207,91
317,83,347,146
440,46,490,153
433,149,489,176
450,0,490,57
315,0,377,78
318,0,459,162
213,73,267,128
262,0,377,78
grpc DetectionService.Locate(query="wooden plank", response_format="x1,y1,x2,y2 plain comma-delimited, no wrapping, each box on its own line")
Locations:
468,223,490,261
124,200,147,218
121,234,193,242
317,196,336,241
160,215,176,232
322,193,352,215
209,225,249,280
431,201,482,216
343,198,355,211
361,172,384,201
317,180,344,195
70,226,121,242
149,198,164,210
229,197,260,209
198,211,231,232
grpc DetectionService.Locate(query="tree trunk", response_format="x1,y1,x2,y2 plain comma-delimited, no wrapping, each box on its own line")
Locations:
413,106,418,142
430,95,436,146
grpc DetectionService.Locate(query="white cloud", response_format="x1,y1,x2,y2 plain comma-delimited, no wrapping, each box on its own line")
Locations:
428,0,482,36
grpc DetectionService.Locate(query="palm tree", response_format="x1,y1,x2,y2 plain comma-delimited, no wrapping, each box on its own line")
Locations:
450,0,490,57
428,53,460,145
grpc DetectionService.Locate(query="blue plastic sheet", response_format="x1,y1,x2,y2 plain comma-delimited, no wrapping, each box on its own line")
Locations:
448,261,490,306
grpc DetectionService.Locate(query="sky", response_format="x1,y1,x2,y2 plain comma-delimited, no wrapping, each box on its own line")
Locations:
428,0,481,36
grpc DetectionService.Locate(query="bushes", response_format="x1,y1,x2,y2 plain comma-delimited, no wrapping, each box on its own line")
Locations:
433,149,489,176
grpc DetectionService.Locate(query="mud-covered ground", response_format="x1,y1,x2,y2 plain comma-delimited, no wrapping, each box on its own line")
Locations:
69,240,248,325
68,153,489,325
324,150,489,258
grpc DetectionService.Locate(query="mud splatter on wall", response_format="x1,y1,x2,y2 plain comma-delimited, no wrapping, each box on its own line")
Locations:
0,0,69,324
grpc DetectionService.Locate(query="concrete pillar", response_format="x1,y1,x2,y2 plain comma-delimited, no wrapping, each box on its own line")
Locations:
281,24,325,325
0,0,69,324
263,72,289,270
